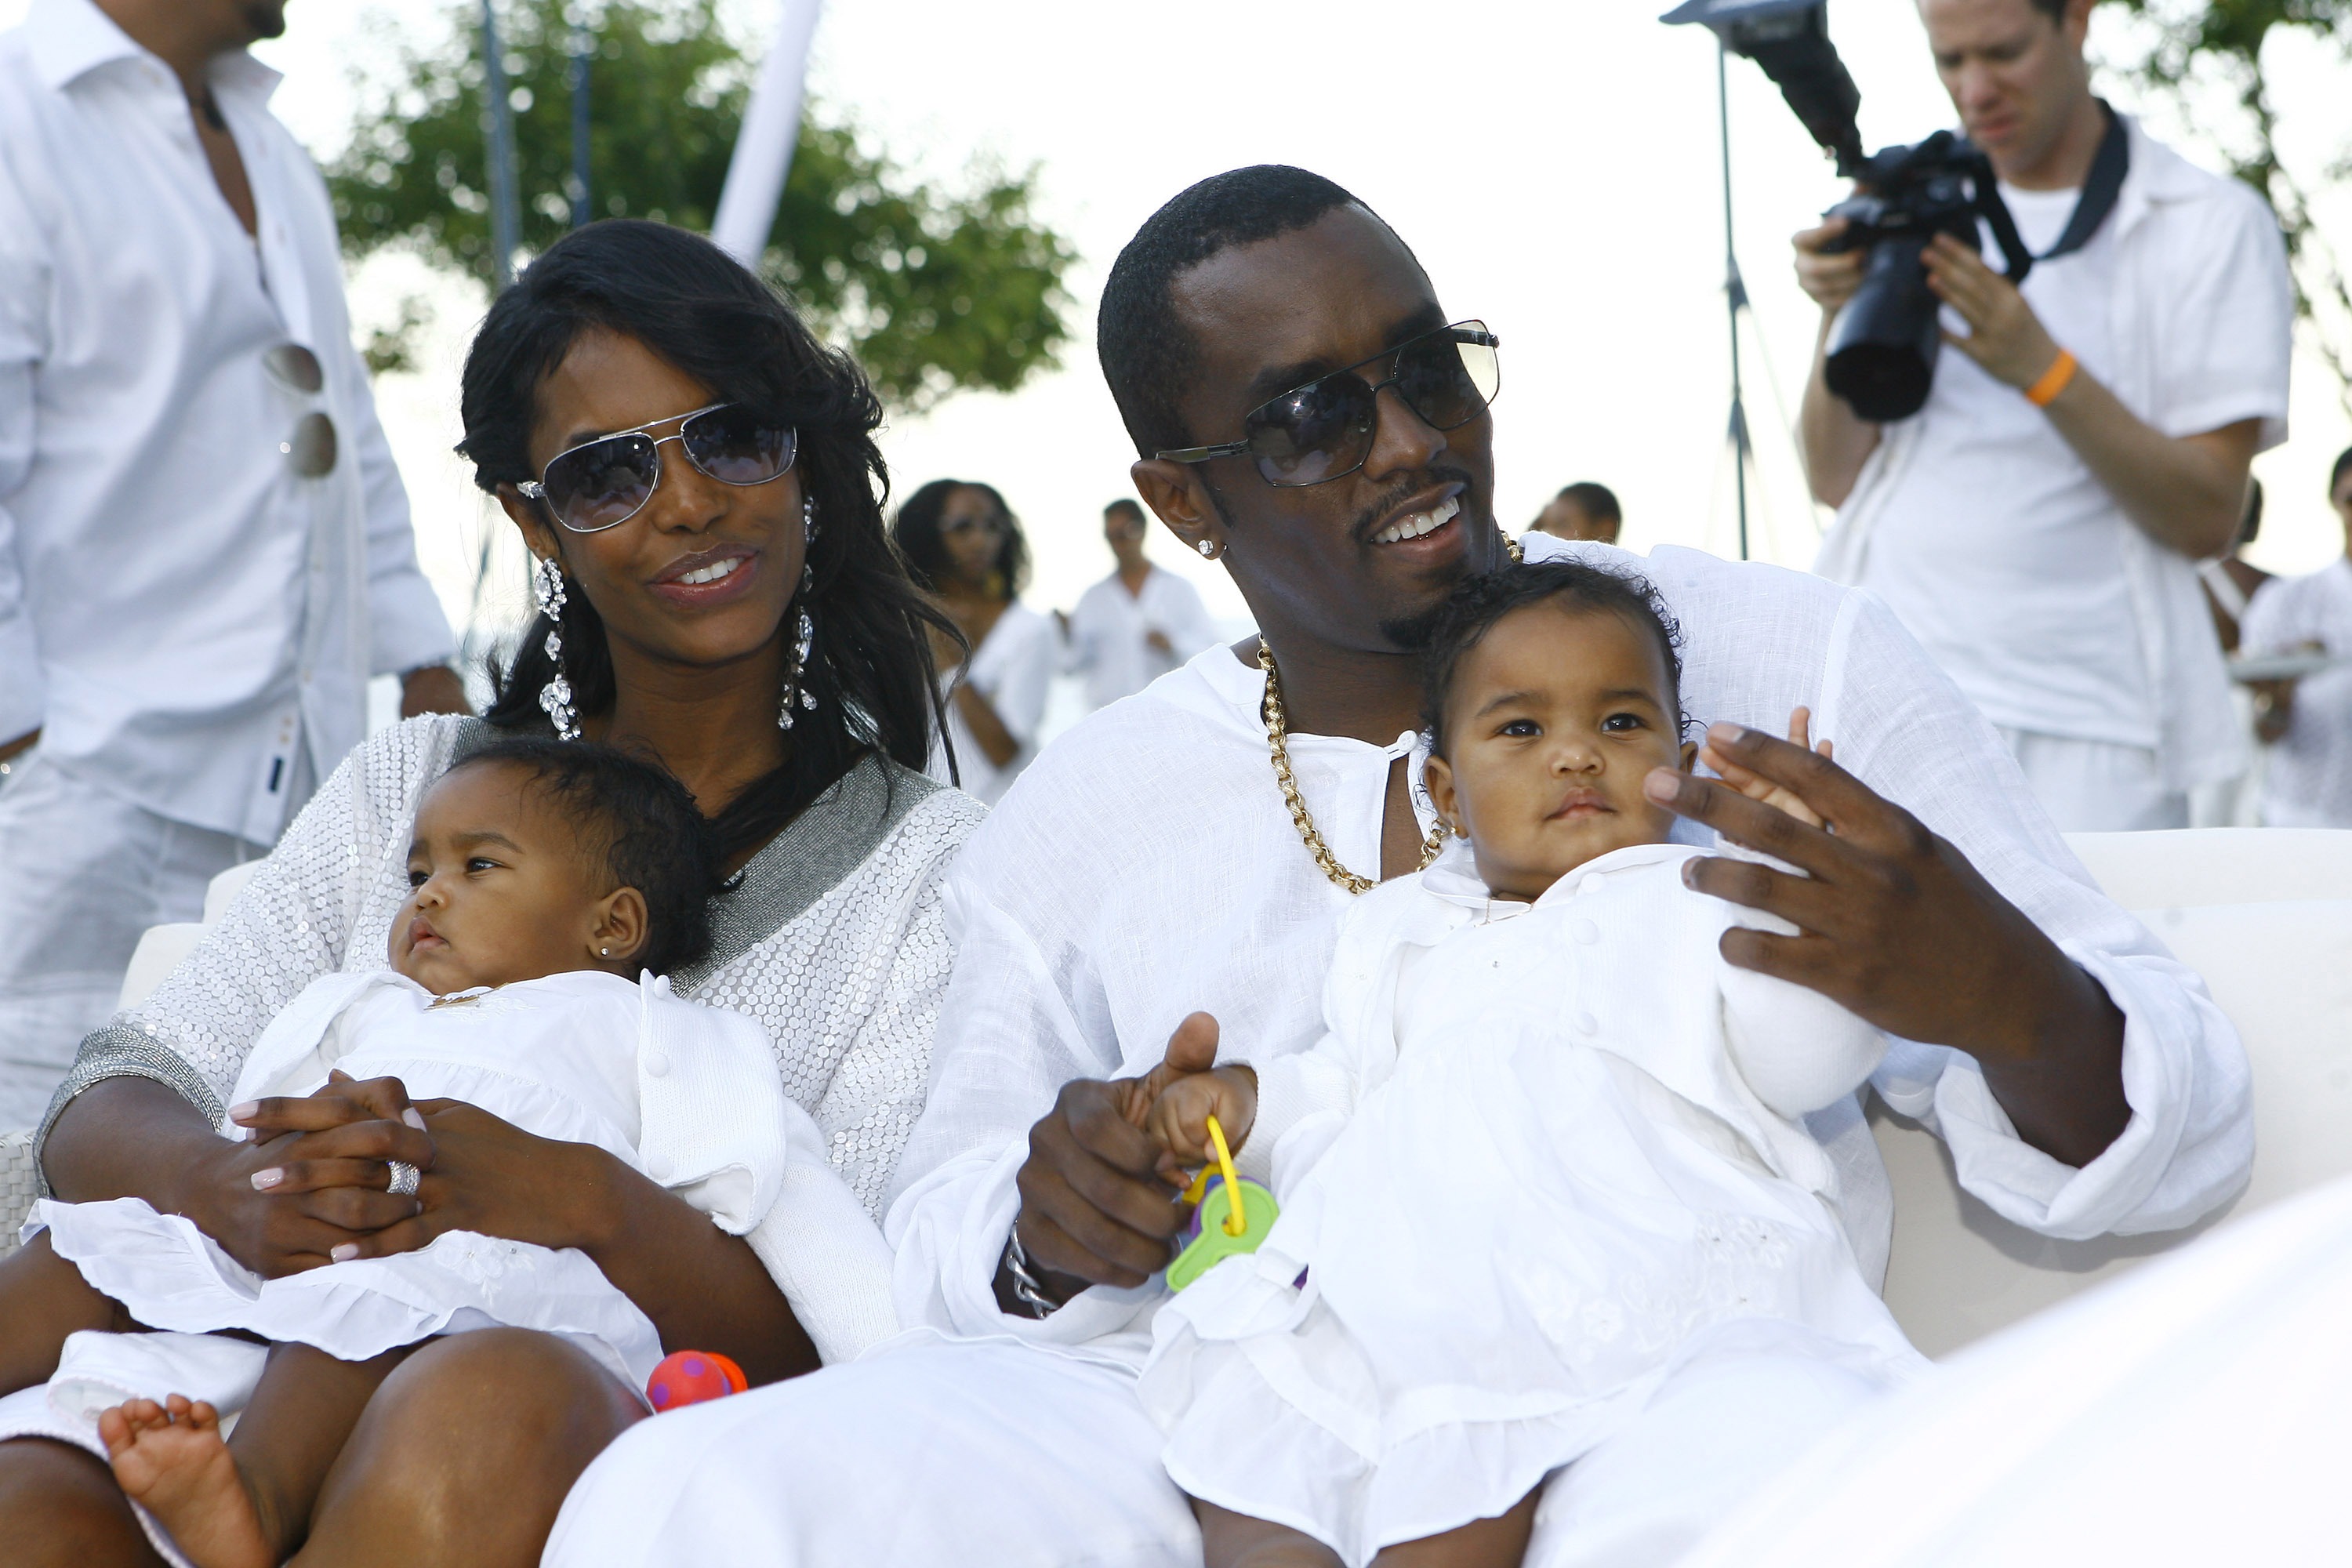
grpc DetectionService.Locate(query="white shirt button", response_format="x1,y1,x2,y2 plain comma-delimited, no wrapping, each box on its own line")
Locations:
645,1154,671,1181
1581,873,1606,896
644,1052,670,1078
1570,918,1599,945
1574,1011,1599,1036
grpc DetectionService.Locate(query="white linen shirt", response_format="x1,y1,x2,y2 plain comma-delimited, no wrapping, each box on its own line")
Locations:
1817,115,2291,792
886,536,2253,1372
0,0,452,841
2241,557,2352,828
1062,564,1218,712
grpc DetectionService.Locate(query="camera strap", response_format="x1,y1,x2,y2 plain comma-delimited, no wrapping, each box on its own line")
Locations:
2037,100,2130,263
1972,100,2127,287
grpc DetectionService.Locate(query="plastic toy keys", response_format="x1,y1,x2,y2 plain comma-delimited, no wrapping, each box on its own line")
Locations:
645,1349,749,1411
1167,1115,1279,1292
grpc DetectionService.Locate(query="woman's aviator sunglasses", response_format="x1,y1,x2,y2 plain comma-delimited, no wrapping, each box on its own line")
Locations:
1156,321,1500,488
517,403,797,533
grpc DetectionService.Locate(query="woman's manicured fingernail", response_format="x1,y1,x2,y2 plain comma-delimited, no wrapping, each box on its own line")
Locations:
404,1109,427,1131
227,1102,259,1123
330,1244,359,1262
1643,770,1679,802
250,1168,283,1191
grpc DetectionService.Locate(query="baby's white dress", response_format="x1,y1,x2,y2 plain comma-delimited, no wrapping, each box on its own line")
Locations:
30,967,804,1397
1139,842,1931,1566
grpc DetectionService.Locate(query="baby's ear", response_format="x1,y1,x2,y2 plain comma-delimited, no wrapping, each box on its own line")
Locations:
1679,737,1699,774
590,887,650,968
1423,754,1459,833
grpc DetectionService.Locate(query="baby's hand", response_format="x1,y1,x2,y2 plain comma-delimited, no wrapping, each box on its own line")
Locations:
1711,706,1831,829
1145,1065,1258,1173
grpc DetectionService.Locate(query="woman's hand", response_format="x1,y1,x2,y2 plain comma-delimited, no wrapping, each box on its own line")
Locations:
198,1072,437,1277
321,1098,617,1261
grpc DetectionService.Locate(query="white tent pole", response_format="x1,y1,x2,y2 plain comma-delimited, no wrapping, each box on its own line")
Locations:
712,0,824,267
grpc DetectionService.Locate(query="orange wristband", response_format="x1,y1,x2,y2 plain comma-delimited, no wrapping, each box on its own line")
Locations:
2024,348,2078,408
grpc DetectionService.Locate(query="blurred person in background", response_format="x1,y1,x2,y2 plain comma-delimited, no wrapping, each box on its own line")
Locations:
2198,478,2272,653
1799,0,2292,832
1060,497,1217,711
895,479,1057,804
1526,480,1623,544
0,0,460,1126
2239,446,2352,828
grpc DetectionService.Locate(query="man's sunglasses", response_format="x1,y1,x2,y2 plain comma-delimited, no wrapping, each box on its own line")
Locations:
517,402,797,533
1156,321,1500,488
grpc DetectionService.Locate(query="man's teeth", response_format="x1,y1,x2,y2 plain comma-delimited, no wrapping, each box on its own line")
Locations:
676,556,743,586
1373,495,1461,545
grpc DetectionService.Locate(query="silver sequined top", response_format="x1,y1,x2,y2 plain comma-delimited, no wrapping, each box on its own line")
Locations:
38,716,985,1221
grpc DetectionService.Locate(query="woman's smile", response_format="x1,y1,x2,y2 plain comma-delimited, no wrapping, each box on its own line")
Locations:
649,543,761,609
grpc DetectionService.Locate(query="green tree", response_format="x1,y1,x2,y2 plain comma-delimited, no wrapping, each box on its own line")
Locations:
328,0,1074,412
2107,0,2352,410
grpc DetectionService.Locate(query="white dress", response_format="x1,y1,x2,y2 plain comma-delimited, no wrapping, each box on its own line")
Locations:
32,967,791,1395
1138,844,1929,1566
930,601,1058,804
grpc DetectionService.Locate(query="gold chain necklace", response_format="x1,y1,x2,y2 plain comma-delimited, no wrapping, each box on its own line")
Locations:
1254,535,1523,895
1258,640,1444,895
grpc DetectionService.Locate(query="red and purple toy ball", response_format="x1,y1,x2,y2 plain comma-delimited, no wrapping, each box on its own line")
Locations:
646,1349,748,1411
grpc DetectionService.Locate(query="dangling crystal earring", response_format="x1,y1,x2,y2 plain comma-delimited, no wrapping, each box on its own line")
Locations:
780,499,819,731
532,555,580,742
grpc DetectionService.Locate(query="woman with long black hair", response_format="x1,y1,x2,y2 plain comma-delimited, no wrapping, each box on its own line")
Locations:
894,479,1060,804
4,220,981,1566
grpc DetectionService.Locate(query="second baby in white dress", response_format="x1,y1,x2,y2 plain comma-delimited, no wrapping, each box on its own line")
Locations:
1139,561,1928,1568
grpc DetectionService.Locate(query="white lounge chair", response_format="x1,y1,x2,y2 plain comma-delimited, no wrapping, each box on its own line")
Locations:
5,830,2350,1361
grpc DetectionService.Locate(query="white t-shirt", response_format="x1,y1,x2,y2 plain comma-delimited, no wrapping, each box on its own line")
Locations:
931,600,1057,806
1818,118,2292,788
1062,565,1218,712
2242,557,2352,827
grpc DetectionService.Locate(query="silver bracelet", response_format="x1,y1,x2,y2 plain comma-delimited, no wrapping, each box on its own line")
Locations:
1004,1224,1062,1319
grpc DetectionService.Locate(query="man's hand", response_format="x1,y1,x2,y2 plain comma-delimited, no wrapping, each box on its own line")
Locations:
1004,1014,1222,1302
1923,234,2065,390
1646,723,2129,1168
0,728,37,765
1793,216,1866,314
400,665,470,718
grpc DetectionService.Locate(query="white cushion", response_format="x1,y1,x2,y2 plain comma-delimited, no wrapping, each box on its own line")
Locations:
1878,825,2352,1354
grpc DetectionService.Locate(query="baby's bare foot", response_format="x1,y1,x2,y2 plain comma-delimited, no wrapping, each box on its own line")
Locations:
100,1393,274,1568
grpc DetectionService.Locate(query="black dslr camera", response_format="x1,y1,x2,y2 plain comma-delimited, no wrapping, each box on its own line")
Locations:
1664,0,2034,421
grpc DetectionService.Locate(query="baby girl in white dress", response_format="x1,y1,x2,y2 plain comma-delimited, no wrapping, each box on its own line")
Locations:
1138,561,1928,1568
0,738,873,1568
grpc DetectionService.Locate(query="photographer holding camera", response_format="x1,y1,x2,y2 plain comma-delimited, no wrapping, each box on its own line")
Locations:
1797,0,2291,831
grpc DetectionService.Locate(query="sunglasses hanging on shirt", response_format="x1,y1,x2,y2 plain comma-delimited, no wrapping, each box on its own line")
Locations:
263,343,337,479
1156,320,1501,488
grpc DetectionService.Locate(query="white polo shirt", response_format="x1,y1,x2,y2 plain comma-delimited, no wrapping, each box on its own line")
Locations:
1817,115,2292,793
0,0,453,841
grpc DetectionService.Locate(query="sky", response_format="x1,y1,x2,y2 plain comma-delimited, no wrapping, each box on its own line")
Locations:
8,0,2351,644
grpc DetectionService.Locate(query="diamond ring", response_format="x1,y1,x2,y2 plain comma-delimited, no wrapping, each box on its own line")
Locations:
386,1160,420,1198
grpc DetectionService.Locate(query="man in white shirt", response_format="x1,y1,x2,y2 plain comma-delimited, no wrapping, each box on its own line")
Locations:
1061,498,1218,711
0,0,459,1125
1526,481,1623,545
1798,0,2292,832
2240,446,2352,827
545,166,2249,1568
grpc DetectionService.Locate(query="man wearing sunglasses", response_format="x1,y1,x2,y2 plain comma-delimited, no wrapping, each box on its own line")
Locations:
553,165,2249,1568
0,0,459,1126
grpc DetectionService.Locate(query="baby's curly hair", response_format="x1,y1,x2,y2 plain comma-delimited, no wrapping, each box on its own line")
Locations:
1418,560,1686,758
446,738,720,977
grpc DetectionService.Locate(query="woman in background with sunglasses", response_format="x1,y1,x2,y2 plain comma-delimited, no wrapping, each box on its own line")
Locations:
894,478,1061,805
14,220,982,1568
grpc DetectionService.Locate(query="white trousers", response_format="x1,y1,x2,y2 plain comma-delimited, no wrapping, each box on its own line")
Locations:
542,1332,1884,1568
1994,728,2189,833
0,753,260,1127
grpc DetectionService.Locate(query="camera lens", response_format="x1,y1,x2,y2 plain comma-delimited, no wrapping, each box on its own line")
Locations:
1825,235,1942,422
